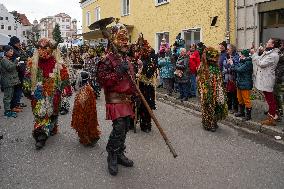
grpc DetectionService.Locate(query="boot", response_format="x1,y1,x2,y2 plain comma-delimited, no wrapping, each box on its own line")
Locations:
235,105,245,117
260,115,276,126
117,152,134,167
35,134,47,150
107,151,118,176
243,108,252,121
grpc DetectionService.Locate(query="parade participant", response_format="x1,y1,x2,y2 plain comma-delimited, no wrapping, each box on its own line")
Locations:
71,71,100,146
96,22,136,176
197,47,228,132
135,34,157,133
173,33,185,56
0,45,20,118
23,38,72,149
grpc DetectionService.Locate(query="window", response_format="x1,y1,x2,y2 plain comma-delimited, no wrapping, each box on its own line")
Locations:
14,26,17,30
121,0,130,16
95,6,101,21
156,0,169,6
0,17,3,20
23,31,26,36
182,28,201,50
62,18,65,22
1,25,4,29
5,17,8,20
66,19,69,22
8,26,11,30
66,25,70,29
62,25,65,29
86,11,90,26
156,32,169,52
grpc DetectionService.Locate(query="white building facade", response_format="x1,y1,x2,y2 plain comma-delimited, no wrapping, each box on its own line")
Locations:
0,4,32,44
236,0,284,50
39,13,78,42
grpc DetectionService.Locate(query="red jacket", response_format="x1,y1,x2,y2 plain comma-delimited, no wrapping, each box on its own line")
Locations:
188,50,200,75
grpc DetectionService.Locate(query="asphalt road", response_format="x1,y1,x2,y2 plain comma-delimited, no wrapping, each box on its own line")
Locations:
0,94,284,189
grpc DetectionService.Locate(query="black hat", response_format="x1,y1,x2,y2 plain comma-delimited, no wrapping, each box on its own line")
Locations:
219,41,227,49
3,45,13,54
9,36,20,46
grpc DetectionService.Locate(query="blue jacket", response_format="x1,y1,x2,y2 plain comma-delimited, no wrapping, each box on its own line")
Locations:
232,57,253,90
158,55,174,79
222,52,240,83
218,50,227,72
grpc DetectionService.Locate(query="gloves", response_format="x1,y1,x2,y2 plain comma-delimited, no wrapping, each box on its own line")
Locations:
117,60,129,74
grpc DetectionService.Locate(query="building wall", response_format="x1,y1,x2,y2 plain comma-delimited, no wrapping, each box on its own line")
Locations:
81,0,236,50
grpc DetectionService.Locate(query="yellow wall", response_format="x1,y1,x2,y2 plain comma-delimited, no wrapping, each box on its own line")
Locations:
81,0,236,50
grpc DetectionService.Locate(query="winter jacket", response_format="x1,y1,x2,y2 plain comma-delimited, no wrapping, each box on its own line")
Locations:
232,57,253,90
188,50,200,75
0,57,20,88
158,55,174,79
222,52,240,83
218,50,227,72
275,50,284,84
252,48,280,92
175,55,190,83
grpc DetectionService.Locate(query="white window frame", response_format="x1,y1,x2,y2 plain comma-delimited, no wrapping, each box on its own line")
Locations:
155,31,169,52
155,0,169,7
181,28,202,50
121,0,130,16
86,11,91,26
95,6,101,21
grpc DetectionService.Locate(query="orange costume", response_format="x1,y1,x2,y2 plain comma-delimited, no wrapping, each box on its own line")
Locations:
71,83,101,146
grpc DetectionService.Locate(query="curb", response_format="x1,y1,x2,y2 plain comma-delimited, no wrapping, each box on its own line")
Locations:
156,92,284,142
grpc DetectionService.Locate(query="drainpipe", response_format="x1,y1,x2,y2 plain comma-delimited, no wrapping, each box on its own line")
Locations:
226,0,230,43
235,0,238,48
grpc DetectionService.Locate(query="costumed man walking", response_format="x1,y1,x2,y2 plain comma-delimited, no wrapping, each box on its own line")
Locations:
23,38,72,149
97,22,135,176
71,71,101,146
135,34,157,133
197,47,228,132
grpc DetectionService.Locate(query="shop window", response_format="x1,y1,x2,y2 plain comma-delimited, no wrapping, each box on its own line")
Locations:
121,0,130,16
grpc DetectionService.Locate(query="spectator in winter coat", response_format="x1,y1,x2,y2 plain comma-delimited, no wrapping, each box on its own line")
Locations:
231,49,253,121
8,36,28,112
0,45,20,118
158,47,174,96
274,40,284,118
187,44,200,97
223,44,240,113
175,48,190,101
218,41,228,72
251,38,281,126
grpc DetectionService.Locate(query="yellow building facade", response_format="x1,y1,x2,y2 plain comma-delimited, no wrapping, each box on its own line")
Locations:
80,0,236,51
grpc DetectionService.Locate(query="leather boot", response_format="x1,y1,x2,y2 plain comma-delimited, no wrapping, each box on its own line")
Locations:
117,152,134,167
243,108,252,121
235,104,245,117
107,150,118,176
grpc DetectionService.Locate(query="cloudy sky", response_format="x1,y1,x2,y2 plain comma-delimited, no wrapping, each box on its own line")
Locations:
1,0,82,28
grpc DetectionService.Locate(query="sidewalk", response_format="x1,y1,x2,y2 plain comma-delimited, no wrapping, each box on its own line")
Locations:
156,88,284,141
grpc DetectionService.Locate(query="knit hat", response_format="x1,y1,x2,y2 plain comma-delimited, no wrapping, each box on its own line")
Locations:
9,36,20,46
3,45,13,54
219,41,227,50
241,49,250,57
